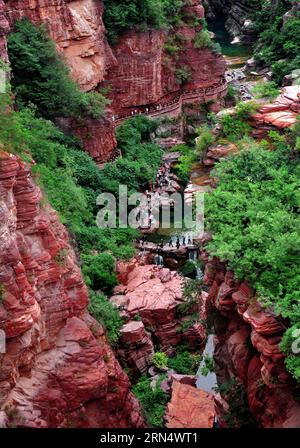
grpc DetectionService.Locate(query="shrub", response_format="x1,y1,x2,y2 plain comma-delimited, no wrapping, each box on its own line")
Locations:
179,260,197,278
82,253,118,294
235,101,259,120
8,18,107,119
251,81,280,99
215,380,256,428
206,137,300,383
195,126,215,158
225,85,237,100
194,29,212,49
132,375,169,427
200,355,214,376
89,292,123,346
177,279,202,317
103,0,185,43
252,2,300,83
220,114,252,139
168,350,201,375
175,67,191,84
152,352,169,370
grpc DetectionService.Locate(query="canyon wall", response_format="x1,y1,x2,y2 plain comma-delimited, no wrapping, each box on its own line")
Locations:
4,0,116,92
202,255,300,428
0,152,144,428
102,1,226,117
4,1,226,161
4,0,118,165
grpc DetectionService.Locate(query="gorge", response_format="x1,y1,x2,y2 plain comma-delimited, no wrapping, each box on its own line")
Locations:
0,0,300,431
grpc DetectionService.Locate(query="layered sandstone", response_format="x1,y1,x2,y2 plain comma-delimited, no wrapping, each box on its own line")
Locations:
118,320,154,376
252,85,300,136
111,260,206,353
165,380,215,428
0,1,9,62
203,258,300,428
0,152,144,428
55,114,118,165
5,0,116,91
102,0,226,117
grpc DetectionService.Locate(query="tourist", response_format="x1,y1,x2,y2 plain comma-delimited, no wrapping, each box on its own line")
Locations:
169,238,173,248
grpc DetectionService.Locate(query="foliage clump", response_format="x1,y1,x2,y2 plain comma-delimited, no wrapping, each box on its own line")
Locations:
8,19,108,119
132,375,169,427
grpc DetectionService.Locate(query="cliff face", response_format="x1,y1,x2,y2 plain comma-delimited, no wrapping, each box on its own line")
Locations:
0,1,9,61
3,0,226,162
4,0,118,164
103,1,226,117
202,256,300,428
4,0,116,92
0,152,144,428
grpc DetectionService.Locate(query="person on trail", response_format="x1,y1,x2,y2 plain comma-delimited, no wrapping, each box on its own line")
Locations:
169,238,173,248
182,236,186,246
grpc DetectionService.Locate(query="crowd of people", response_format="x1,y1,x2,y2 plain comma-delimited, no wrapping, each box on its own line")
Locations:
135,161,176,230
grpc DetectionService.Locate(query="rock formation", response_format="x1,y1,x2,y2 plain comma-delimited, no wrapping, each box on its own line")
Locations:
0,1,9,62
3,0,227,163
252,85,300,137
165,380,215,428
5,0,116,92
55,114,118,166
102,1,227,118
203,0,257,43
202,257,300,428
111,260,206,356
0,152,144,428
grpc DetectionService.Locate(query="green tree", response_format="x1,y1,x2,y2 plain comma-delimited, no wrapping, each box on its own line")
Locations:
8,19,107,119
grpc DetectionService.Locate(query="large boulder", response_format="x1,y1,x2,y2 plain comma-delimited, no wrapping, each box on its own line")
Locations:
165,380,215,428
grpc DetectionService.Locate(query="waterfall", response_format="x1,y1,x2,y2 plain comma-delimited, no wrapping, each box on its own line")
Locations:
196,266,204,281
154,254,164,266
188,249,198,261
188,248,204,280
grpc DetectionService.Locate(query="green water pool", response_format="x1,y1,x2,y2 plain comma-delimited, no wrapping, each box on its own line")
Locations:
208,16,251,59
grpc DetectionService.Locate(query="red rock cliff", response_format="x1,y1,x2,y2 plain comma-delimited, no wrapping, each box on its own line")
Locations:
4,0,118,165
4,0,116,92
102,1,226,117
202,256,300,428
0,152,144,428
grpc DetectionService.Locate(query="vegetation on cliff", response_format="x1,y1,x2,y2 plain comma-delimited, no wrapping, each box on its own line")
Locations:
205,120,300,383
103,0,185,43
1,17,166,345
252,0,300,83
7,19,107,119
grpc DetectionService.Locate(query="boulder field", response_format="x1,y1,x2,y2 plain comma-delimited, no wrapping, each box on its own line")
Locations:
111,260,207,376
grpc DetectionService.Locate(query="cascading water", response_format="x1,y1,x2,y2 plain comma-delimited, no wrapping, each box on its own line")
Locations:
154,253,164,266
188,249,204,280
